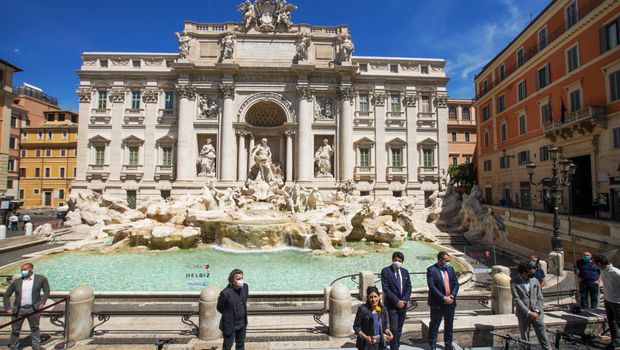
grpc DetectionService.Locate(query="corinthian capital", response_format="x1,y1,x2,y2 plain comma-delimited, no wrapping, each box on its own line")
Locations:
296,86,314,102
372,92,387,106
109,88,126,103
219,84,236,99
337,86,356,104
403,94,417,107
434,94,448,108
142,88,159,104
176,84,197,100
76,87,92,103
283,129,296,138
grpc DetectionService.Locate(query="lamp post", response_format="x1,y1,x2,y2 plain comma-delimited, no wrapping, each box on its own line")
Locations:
525,145,577,252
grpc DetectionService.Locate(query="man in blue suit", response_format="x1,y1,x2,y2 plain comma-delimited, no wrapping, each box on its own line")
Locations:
381,251,412,350
427,251,459,350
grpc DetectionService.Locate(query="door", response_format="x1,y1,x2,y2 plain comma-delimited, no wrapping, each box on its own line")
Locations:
43,191,52,207
520,182,531,209
570,155,593,215
614,189,620,221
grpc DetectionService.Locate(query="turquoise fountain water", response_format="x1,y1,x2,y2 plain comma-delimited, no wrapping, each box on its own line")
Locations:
0,241,446,292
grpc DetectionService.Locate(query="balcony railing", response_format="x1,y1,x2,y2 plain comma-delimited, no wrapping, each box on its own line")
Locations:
354,111,374,127
158,109,177,125
476,0,605,100
155,164,174,180
543,105,606,134
87,164,110,180
91,108,111,115
121,164,144,180
354,166,375,181
417,112,435,119
125,108,145,115
13,86,58,106
418,166,438,177
124,115,145,125
386,166,407,181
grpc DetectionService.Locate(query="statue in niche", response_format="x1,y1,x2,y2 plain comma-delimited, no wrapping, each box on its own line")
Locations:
198,139,216,177
199,95,218,119
338,34,355,63
295,34,310,62
221,32,235,61
314,139,334,177
175,32,191,60
250,138,275,183
245,137,284,201
314,97,333,120
237,0,257,31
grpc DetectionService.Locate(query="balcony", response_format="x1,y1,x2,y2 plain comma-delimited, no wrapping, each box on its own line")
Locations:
386,112,406,128
155,164,174,181
417,166,438,181
386,166,407,182
543,106,606,142
124,115,145,126
354,166,375,181
86,164,110,180
448,118,475,126
354,111,374,127
158,109,177,125
121,164,144,180
90,109,111,125
417,112,437,129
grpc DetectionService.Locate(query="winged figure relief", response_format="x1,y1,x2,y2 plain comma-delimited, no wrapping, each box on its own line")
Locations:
237,0,298,32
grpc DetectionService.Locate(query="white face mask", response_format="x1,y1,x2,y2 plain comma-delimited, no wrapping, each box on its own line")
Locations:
392,261,402,269
235,279,244,287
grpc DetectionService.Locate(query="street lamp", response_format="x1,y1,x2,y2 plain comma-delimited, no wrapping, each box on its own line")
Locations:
526,145,576,252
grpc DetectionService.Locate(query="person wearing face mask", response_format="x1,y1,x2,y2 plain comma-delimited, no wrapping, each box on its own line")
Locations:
217,269,249,350
426,251,459,350
380,251,411,350
530,256,545,287
593,254,620,350
353,286,394,350
511,261,551,350
2,262,50,350
576,251,601,310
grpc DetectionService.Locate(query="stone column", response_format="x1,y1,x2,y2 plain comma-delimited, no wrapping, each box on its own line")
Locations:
75,88,92,180
176,85,196,181
373,92,387,183
237,130,248,181
284,129,295,183
329,283,352,337
142,88,159,181
338,87,355,181
219,84,237,181
404,93,418,183
297,86,314,182
109,87,125,180
435,93,449,173
68,285,94,342
248,135,255,172
198,285,221,340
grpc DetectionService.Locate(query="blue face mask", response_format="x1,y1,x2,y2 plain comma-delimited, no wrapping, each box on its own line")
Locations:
444,262,452,268
583,256,591,262
530,261,537,267
20,270,29,278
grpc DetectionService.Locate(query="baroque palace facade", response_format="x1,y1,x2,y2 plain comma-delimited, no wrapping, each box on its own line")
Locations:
73,2,449,210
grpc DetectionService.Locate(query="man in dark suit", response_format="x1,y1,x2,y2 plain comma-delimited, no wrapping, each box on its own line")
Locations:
217,269,249,350
3,262,50,350
427,251,459,350
380,251,412,350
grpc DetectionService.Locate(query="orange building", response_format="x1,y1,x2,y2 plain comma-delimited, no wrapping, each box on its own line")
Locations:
447,98,477,166
0,59,22,196
474,0,620,220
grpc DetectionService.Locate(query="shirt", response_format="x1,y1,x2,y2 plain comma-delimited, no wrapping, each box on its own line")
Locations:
577,260,600,282
20,274,34,306
22,214,31,221
601,264,620,303
9,216,18,223
534,268,545,283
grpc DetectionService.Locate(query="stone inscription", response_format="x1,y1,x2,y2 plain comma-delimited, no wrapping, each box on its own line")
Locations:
237,40,296,60
315,45,334,60
200,42,219,58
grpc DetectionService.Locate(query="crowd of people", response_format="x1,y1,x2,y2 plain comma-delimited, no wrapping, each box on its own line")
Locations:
3,212,31,231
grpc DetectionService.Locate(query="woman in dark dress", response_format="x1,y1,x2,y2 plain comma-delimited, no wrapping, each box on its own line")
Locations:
353,286,394,350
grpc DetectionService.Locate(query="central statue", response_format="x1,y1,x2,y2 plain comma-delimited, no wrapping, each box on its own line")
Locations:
251,138,275,183
245,137,284,201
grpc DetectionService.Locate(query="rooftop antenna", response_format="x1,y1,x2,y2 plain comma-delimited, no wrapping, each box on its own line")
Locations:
529,12,533,24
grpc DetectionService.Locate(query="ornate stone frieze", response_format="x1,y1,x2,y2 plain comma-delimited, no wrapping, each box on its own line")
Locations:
111,58,130,65
434,94,448,108
296,86,314,102
142,88,159,103
401,63,418,71
431,65,444,72
109,88,126,103
176,85,197,100
83,59,97,66
337,87,356,103
237,0,298,33
314,96,334,120
403,94,417,107
372,92,387,106
199,95,219,119
237,74,295,83
370,63,387,70
76,88,92,103
144,58,163,66
219,84,236,99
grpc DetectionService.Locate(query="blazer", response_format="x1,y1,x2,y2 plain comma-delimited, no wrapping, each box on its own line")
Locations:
380,266,412,310
511,275,545,319
353,304,389,350
426,263,459,307
216,284,249,335
3,274,50,314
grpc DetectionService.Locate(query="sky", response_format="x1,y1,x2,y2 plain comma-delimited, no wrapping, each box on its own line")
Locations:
1,0,549,111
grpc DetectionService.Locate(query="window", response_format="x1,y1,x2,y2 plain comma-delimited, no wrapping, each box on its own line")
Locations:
601,17,620,53
540,145,550,161
131,90,141,109
484,130,490,147
100,59,108,68
7,180,13,189
462,107,470,119
500,156,510,169
567,45,579,73
35,149,41,157
359,94,369,112
465,132,470,142
360,191,370,197
7,159,14,171
449,106,457,119
21,131,27,139
58,189,65,199
71,114,78,123
484,160,492,172
164,91,174,109
359,148,370,167
33,188,40,195
614,128,620,148
420,96,431,113
95,146,105,165
58,113,65,121
35,168,41,177
569,88,582,112
517,48,525,67
541,102,552,123
62,131,68,140
162,147,173,166
482,106,489,121
47,131,52,140
537,64,551,90
127,190,137,209
37,131,43,140
9,137,15,149
465,156,472,164
566,1,578,29
60,149,66,157
497,95,506,113
73,167,77,177
423,149,434,167
483,80,488,93
519,114,527,135
499,64,505,81
19,189,24,199
389,64,398,73
10,116,16,128
609,69,620,102
451,132,457,142
452,157,458,166
60,167,65,178
500,123,507,142
390,93,401,112
45,167,51,177
132,59,141,68
391,148,402,167
392,191,402,198
45,149,52,157
538,27,548,51
19,168,26,177
518,151,530,165
421,65,429,74
20,150,26,157
46,114,54,122
128,147,139,165
518,80,527,101
98,90,107,109
359,63,368,72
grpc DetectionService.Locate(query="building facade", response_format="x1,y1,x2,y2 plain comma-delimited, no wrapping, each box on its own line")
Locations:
0,59,22,196
73,3,449,213
474,0,620,220
447,98,476,166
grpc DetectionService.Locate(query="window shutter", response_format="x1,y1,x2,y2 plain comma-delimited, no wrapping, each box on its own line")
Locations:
600,26,609,54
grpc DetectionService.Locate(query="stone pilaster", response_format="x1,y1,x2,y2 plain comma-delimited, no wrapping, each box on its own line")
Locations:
404,93,418,183
219,84,237,181
176,84,196,181
297,86,314,182
76,87,92,181
142,88,159,181
237,130,248,181
373,91,387,183
109,87,125,180
284,129,295,183
338,86,355,181
435,93,449,173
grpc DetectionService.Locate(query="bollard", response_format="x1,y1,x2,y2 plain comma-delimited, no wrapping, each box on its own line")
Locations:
491,265,510,276
491,272,512,314
0,225,5,240
198,285,221,340
67,285,94,341
329,284,352,338
25,222,33,236
323,286,332,312
547,251,564,277
358,271,375,302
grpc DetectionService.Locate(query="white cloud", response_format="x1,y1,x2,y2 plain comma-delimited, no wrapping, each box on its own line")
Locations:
13,48,21,54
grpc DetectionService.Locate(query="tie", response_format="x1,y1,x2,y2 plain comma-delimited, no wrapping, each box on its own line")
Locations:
442,270,451,297
397,269,403,295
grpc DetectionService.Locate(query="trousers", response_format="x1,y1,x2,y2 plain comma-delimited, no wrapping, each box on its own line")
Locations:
10,306,41,350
